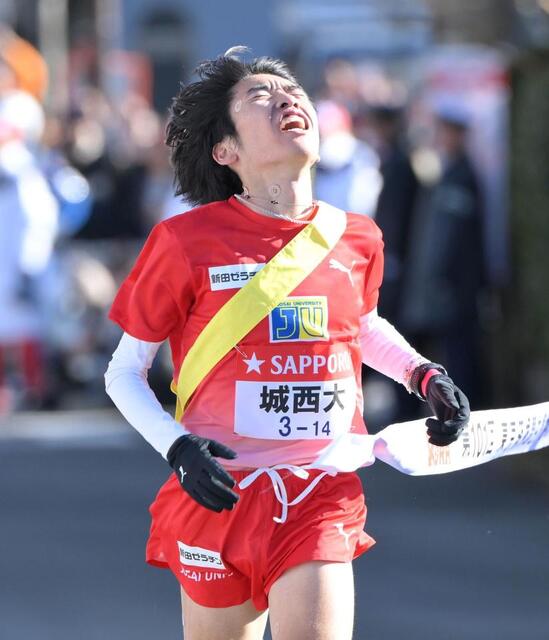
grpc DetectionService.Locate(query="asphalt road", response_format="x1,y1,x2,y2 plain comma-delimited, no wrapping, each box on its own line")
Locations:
1,410,548,640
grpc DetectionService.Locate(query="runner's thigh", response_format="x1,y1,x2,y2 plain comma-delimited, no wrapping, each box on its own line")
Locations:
268,561,355,640
180,587,268,640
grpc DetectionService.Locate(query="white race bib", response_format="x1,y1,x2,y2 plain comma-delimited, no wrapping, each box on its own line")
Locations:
235,377,356,440
233,343,360,440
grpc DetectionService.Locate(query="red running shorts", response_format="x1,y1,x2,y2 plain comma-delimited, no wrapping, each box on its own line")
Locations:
146,468,375,611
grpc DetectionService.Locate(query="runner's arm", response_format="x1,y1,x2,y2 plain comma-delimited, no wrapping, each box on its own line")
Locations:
359,307,428,389
104,332,188,458
360,308,470,444
105,333,239,509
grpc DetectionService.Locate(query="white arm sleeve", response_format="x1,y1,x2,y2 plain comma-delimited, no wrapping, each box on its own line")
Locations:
104,333,188,459
359,308,428,389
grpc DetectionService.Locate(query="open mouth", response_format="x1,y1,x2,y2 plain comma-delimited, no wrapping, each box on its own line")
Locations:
280,114,308,132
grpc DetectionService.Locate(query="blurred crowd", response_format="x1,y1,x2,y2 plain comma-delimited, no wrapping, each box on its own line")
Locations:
0,29,492,420
0,25,178,414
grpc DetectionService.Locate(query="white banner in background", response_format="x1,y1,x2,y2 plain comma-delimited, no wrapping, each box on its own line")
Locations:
313,402,549,476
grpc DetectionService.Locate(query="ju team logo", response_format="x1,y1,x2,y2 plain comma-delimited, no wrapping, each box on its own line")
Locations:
269,296,329,342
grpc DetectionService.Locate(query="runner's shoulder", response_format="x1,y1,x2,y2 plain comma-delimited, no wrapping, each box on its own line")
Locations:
160,200,229,234
147,201,232,253
344,211,383,247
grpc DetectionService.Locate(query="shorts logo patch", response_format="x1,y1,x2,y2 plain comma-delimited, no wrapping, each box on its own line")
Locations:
209,263,265,291
177,542,226,569
269,297,329,342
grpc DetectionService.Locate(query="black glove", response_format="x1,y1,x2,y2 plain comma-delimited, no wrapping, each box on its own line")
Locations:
167,434,240,512
424,374,470,447
409,362,470,447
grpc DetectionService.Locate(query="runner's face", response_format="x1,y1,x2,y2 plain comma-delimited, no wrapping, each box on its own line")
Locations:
228,73,319,171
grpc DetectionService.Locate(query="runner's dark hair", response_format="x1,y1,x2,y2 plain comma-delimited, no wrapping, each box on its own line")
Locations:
166,47,299,206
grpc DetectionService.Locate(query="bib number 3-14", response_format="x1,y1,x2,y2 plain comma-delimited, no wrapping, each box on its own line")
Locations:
234,377,356,440
278,416,332,438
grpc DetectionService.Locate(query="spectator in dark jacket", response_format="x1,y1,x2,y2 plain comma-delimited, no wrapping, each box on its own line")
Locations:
367,105,419,324
401,105,485,406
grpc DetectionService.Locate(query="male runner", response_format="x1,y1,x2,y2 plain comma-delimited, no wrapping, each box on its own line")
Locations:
105,49,469,640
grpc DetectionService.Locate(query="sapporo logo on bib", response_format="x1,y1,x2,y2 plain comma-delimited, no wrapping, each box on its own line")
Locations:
269,296,329,343
234,343,359,440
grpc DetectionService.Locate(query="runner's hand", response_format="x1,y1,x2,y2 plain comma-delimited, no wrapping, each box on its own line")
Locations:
424,375,470,447
167,434,239,512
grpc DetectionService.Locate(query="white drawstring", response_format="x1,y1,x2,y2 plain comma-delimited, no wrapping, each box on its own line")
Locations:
238,465,334,524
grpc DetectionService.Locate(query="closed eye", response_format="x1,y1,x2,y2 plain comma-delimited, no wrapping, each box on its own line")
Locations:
247,85,308,101
250,93,270,101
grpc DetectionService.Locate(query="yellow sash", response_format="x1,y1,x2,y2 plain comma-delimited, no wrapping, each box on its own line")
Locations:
173,202,347,421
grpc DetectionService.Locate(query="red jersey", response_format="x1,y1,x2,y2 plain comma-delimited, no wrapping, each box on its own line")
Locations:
109,196,384,468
